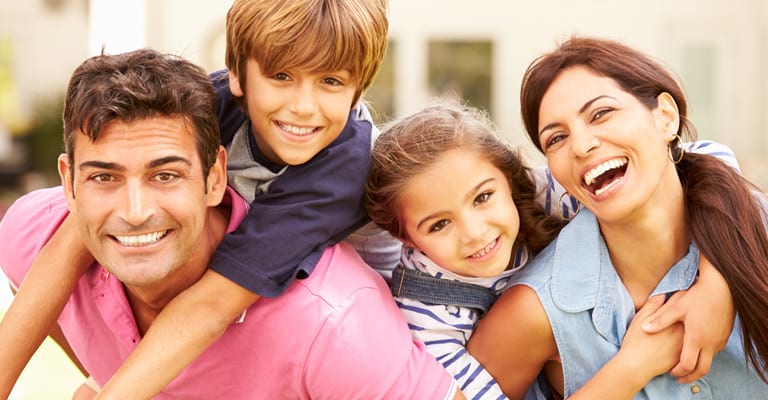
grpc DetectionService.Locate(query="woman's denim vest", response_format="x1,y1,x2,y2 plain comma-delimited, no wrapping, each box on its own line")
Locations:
514,210,768,399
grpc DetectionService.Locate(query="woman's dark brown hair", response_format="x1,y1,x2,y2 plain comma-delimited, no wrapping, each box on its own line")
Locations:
520,36,768,380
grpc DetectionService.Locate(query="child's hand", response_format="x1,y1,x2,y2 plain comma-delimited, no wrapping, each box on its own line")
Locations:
640,257,734,383
618,295,684,382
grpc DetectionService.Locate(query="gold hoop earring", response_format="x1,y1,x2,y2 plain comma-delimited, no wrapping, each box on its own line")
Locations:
667,134,684,164
557,192,582,221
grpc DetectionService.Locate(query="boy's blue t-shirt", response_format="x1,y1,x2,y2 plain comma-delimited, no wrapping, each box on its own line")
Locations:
208,70,373,297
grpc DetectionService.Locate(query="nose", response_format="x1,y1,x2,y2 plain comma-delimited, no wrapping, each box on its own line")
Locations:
289,81,319,117
117,180,155,226
459,215,488,246
570,125,600,157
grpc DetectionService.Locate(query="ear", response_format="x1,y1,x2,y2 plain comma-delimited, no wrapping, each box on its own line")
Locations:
228,69,244,98
654,92,680,139
205,145,228,206
58,153,77,210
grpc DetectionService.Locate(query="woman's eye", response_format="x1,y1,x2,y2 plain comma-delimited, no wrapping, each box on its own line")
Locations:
592,108,613,121
544,133,567,150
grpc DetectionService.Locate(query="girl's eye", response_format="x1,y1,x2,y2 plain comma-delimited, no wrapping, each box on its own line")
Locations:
474,191,493,206
429,219,450,233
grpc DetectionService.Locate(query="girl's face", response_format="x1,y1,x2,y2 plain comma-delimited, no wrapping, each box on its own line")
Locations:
536,66,680,223
397,147,520,278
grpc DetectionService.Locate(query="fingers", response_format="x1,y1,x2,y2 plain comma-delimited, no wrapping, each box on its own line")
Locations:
672,346,714,383
642,291,686,333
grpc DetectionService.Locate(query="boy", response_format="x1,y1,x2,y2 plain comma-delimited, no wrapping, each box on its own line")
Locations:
0,0,414,398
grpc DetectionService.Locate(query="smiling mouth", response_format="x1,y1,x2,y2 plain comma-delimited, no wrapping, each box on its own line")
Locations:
469,238,498,259
583,157,628,196
276,121,320,136
112,230,168,247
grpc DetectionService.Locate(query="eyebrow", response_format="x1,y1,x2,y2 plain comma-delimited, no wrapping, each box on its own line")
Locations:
415,177,495,230
78,156,192,172
538,95,616,137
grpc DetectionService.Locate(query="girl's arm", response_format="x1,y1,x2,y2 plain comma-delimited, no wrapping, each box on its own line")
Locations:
640,256,734,382
568,295,684,400
0,214,92,398
94,270,259,399
467,285,558,400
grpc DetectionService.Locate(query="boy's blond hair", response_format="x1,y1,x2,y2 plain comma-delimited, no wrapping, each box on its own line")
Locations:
225,0,388,105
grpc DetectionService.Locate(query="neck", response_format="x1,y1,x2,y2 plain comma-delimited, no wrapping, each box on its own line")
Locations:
599,177,690,308
124,205,230,335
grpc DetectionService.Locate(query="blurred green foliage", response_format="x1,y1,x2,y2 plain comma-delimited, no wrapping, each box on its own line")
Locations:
24,95,64,182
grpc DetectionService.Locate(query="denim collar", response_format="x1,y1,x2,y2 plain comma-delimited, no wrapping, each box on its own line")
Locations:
550,209,699,346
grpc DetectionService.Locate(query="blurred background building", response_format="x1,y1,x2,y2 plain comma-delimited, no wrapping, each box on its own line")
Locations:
0,0,767,397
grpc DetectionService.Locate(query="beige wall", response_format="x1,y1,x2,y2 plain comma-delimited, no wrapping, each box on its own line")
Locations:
3,0,767,186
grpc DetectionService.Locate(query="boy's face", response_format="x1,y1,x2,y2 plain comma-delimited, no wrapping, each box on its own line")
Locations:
229,60,357,166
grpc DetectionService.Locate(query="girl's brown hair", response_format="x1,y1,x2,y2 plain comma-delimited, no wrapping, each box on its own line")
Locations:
364,100,564,265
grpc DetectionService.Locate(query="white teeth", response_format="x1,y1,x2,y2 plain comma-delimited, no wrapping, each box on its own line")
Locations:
470,239,496,258
278,122,316,136
584,158,628,186
114,231,167,247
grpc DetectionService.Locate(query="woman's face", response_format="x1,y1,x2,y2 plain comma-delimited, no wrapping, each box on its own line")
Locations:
397,147,520,278
536,66,679,223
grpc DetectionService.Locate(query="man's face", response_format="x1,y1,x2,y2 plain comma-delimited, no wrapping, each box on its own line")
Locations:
59,116,225,287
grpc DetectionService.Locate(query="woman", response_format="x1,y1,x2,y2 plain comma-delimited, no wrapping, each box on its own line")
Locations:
467,37,768,399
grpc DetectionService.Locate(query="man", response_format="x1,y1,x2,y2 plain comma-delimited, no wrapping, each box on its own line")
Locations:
0,49,459,399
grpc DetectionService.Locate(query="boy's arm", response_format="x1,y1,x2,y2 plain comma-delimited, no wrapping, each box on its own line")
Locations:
640,256,734,382
0,214,92,398
95,270,258,400
398,297,506,399
569,295,685,400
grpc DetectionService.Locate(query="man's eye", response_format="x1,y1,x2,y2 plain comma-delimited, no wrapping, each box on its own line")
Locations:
90,174,114,183
154,172,178,183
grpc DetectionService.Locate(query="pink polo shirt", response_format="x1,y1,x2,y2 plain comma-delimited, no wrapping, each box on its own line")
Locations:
0,187,455,399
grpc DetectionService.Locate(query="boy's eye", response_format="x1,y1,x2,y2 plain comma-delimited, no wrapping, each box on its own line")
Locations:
429,219,450,233
272,72,290,81
322,77,344,86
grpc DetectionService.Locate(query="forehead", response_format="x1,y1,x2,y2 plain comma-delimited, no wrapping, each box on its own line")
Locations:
73,116,199,168
398,148,505,215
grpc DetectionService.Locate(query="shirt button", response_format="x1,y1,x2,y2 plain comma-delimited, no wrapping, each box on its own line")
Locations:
691,383,701,394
